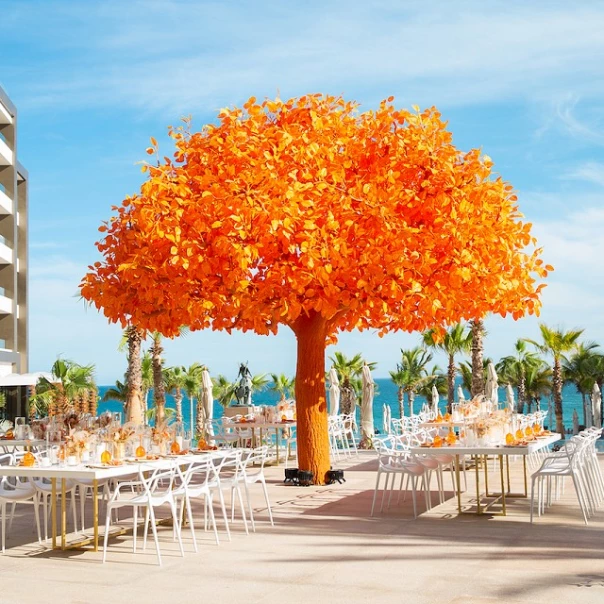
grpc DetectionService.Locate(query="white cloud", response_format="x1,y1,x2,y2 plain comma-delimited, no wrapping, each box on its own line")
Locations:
562,161,604,187
6,1,604,114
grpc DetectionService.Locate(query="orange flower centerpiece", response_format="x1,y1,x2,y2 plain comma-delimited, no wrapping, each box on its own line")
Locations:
111,426,135,460
152,424,172,455
65,430,95,462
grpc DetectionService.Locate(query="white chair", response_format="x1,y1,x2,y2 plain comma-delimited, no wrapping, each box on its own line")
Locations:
0,454,42,553
172,457,220,550
238,446,274,531
371,438,430,518
103,463,184,566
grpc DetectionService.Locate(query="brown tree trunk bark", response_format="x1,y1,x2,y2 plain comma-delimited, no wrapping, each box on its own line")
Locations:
447,354,455,413
398,387,404,418
125,326,144,425
151,333,166,426
582,392,588,427
517,374,526,415
175,389,183,424
291,312,331,485
470,319,485,398
553,357,564,437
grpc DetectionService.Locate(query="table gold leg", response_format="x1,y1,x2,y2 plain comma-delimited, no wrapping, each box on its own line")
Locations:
61,479,66,550
506,455,511,493
499,456,506,516
51,478,57,550
93,479,99,552
455,455,462,513
475,456,481,514
484,455,489,495
523,456,528,496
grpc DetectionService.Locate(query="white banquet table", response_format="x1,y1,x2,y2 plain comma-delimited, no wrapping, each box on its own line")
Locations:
0,452,224,552
410,433,560,516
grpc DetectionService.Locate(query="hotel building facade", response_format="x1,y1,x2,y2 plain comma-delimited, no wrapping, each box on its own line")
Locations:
0,85,28,378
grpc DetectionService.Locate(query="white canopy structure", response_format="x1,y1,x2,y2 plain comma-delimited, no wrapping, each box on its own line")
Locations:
0,372,55,387
201,369,214,442
456,385,466,403
328,367,340,416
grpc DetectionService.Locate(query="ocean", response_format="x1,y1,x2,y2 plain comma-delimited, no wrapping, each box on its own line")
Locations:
97,379,589,434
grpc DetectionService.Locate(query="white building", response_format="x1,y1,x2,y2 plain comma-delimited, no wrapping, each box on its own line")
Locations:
0,86,28,379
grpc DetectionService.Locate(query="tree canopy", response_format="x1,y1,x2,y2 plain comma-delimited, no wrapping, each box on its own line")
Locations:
80,94,551,341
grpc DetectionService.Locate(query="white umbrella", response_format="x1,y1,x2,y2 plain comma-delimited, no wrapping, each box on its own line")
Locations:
484,362,499,406
328,367,340,416
572,408,579,435
431,385,440,416
382,404,392,434
456,385,466,403
592,383,602,429
360,363,375,442
201,369,215,443
506,384,515,412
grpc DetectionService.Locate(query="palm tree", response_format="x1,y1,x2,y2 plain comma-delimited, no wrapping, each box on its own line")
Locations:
389,347,433,417
251,373,270,396
496,340,541,414
469,319,486,397
182,363,204,433
525,324,584,436
524,362,552,413
416,366,447,408
270,374,295,402
423,324,472,412
149,332,167,425
329,352,377,415
563,343,600,426
212,375,236,408
163,366,187,424
121,325,144,424
37,359,96,416
141,352,153,421
102,380,128,404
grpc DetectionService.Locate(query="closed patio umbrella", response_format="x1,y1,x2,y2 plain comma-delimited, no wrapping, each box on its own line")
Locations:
572,409,579,435
360,363,375,444
506,384,515,412
201,369,215,442
328,367,340,416
382,404,391,434
592,383,602,429
456,385,466,403
484,362,499,406
431,385,439,416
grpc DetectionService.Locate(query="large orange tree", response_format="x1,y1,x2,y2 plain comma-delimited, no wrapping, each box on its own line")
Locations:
80,95,551,483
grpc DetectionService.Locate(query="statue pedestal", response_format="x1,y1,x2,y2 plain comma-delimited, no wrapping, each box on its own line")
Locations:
224,406,254,419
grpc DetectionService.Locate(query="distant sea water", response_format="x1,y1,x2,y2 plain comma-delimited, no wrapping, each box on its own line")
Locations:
98,379,589,434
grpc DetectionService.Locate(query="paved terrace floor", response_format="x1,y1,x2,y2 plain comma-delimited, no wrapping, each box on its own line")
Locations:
2,452,604,604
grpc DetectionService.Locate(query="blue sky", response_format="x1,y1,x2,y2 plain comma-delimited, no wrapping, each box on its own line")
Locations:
2,0,604,383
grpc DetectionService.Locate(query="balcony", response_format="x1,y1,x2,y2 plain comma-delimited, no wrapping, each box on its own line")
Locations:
0,294,12,315
0,189,12,215
0,102,12,125
0,137,12,166
0,241,13,265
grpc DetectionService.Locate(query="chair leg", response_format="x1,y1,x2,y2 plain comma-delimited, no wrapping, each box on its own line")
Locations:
102,509,111,563
33,496,42,544
244,482,256,533
80,485,87,532
2,502,6,553
370,470,381,517
185,496,198,553
216,488,231,541
261,478,274,526
235,486,249,535
133,506,138,553
147,506,162,566
207,493,219,546
143,508,150,551
170,501,185,557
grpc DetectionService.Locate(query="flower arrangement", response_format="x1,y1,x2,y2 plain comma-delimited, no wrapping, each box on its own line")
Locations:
151,425,171,445
65,429,96,457
111,426,135,444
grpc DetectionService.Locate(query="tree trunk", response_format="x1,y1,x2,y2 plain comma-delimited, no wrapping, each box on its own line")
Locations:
196,395,206,437
125,326,144,425
517,374,526,415
291,312,331,485
339,383,357,416
408,390,415,417
398,387,404,418
142,389,149,424
553,357,564,437
175,389,183,424
151,334,166,426
582,392,588,427
447,354,455,413
470,319,485,398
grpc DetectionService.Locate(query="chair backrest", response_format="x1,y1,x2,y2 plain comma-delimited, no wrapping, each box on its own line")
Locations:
136,463,177,498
